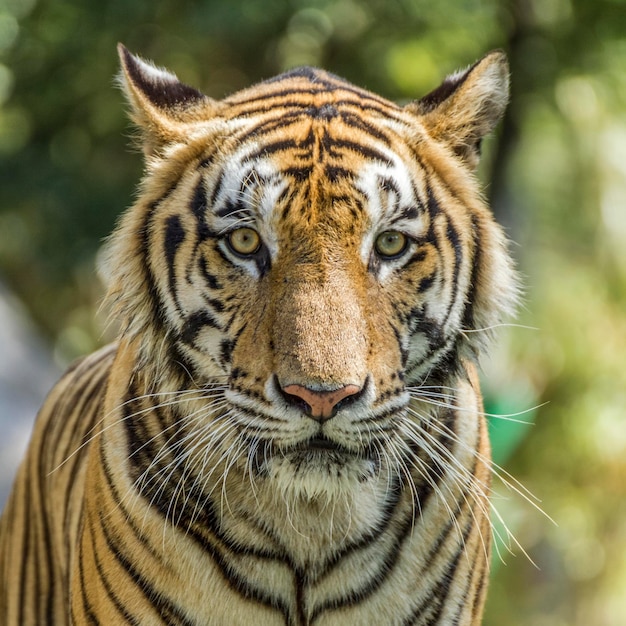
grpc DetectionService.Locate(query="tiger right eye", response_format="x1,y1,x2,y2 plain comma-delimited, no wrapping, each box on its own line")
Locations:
227,228,261,256
375,231,408,259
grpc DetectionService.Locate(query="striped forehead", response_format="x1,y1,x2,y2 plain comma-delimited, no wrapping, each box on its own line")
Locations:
208,138,423,223
203,79,428,247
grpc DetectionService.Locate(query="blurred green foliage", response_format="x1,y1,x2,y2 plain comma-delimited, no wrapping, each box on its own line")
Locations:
1,0,626,624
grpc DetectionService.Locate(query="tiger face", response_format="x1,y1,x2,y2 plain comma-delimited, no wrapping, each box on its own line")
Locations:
104,47,516,507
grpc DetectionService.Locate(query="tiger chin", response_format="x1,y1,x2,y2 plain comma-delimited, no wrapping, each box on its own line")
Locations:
0,44,518,626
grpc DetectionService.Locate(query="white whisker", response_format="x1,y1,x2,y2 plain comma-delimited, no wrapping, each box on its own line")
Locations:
460,323,539,334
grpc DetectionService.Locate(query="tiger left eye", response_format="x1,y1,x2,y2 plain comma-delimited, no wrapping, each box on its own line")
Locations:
227,227,261,256
375,231,408,259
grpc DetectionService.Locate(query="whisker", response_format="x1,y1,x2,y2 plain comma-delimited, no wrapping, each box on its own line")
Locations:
403,402,554,566
407,389,546,424
460,323,539,334
50,386,227,474
402,415,498,565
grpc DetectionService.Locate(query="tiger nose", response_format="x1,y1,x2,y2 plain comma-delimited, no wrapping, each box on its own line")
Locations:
281,384,362,421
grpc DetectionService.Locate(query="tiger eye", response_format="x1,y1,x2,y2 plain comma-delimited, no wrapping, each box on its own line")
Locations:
375,231,408,259
228,228,261,256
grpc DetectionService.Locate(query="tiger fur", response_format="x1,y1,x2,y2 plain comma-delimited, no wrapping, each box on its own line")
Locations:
0,45,517,625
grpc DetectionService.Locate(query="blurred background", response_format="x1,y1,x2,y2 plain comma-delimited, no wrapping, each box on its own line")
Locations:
0,0,625,623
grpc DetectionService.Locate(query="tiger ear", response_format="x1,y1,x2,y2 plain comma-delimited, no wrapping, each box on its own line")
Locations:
406,50,509,169
117,44,215,156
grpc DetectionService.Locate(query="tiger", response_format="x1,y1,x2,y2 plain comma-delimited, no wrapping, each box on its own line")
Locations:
0,44,517,625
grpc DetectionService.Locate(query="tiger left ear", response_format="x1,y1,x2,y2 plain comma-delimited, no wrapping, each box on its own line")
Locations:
117,44,215,156
406,50,509,169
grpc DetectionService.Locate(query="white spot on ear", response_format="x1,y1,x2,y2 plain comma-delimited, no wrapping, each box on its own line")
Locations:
135,57,180,84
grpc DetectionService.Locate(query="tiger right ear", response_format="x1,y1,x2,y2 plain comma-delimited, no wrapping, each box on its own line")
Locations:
117,44,216,156
406,51,509,169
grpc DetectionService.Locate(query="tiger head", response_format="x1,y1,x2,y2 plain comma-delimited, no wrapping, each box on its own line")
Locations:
102,46,517,501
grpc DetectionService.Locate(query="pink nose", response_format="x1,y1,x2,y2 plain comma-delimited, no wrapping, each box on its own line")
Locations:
282,384,362,421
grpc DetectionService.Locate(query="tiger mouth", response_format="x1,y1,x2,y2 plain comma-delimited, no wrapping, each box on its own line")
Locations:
247,434,382,479
299,434,346,452
289,434,380,464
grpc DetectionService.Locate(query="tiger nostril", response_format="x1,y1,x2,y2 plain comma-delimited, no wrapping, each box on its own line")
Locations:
280,383,362,421
281,389,313,416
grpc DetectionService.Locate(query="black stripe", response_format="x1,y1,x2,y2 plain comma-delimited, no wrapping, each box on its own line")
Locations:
123,386,185,510
189,178,211,241
402,415,481,623
392,324,409,368
322,134,392,165
78,510,102,624
34,416,57,622
167,337,208,381
92,527,141,625
179,309,223,346
209,169,225,209
421,514,476,624
171,505,293,621
227,110,315,148
461,213,482,334
311,474,404,582
405,327,459,386
215,198,253,219
164,215,186,309
228,86,395,116
247,134,316,161
295,569,307,625
37,358,113,619
283,165,313,181
61,372,110,559
471,556,489,620
219,338,235,365
198,255,222,290
338,110,395,144
415,271,435,293
310,485,410,620
101,429,191,623
201,294,225,313
450,552,480,626
441,217,463,326
101,428,173,567
16,457,32,626
409,314,444,350
98,507,195,626
324,164,354,181
139,184,181,334
217,318,246,366
229,98,397,151
307,464,417,616
425,184,442,218
399,205,421,222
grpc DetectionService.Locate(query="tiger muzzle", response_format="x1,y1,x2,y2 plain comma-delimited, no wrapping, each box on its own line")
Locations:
271,270,369,402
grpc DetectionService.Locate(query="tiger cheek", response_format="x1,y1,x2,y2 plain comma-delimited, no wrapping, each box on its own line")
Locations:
366,289,406,379
228,293,276,387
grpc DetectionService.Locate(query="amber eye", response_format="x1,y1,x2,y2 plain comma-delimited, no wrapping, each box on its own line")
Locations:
375,231,408,259
227,227,261,256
